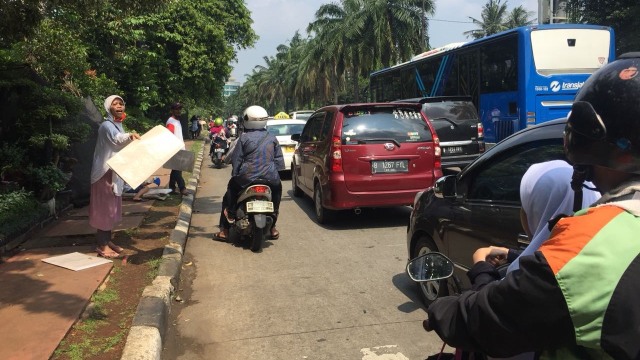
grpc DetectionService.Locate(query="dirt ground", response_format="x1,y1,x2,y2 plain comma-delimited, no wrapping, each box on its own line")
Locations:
50,195,181,360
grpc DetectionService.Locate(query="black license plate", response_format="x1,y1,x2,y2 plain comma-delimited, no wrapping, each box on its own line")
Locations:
443,146,463,154
371,160,409,174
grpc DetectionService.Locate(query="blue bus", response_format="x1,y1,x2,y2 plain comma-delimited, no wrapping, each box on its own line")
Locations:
369,24,615,143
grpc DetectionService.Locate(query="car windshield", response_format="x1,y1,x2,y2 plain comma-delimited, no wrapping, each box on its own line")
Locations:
294,113,313,120
267,123,306,136
422,101,478,122
341,107,433,144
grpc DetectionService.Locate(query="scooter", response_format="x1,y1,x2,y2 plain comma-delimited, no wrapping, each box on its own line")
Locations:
228,180,275,252
406,253,486,360
210,136,228,168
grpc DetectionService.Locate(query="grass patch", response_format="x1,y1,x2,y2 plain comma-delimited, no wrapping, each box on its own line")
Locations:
146,256,163,280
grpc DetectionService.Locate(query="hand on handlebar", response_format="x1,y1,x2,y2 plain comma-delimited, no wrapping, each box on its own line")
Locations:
473,246,509,266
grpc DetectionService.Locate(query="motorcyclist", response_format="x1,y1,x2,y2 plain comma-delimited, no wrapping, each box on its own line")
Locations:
214,105,285,241
209,117,229,158
425,54,640,359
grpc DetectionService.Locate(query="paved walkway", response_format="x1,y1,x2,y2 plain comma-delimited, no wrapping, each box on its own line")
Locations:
0,140,197,360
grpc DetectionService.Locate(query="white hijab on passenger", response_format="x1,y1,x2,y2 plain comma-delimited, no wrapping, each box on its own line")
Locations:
507,160,601,272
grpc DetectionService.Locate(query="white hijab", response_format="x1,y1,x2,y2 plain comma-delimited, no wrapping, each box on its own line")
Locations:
104,95,124,121
507,160,601,272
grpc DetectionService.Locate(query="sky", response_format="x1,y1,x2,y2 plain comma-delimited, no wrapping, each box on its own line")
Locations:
230,0,539,83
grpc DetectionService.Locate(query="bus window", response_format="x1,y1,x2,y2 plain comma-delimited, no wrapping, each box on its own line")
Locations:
418,58,440,95
458,51,479,107
481,36,518,93
532,29,612,75
400,67,417,98
443,55,460,96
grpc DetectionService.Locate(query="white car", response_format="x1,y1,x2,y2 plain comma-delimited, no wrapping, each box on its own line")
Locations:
266,119,307,171
288,110,314,121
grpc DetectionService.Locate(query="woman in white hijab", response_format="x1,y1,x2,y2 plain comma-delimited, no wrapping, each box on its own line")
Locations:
89,95,140,258
473,160,601,270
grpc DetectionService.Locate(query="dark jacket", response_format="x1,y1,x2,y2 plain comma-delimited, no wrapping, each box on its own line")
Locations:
229,129,284,187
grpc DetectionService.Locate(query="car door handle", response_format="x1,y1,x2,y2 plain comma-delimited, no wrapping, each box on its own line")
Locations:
517,233,530,247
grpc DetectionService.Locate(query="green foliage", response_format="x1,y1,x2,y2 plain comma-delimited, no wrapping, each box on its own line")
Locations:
28,133,69,150
0,190,47,242
566,0,640,54
26,165,70,194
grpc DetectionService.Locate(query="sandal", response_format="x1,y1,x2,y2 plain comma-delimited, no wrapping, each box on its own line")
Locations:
270,228,280,240
132,198,147,202
95,247,121,259
108,242,124,253
213,230,228,241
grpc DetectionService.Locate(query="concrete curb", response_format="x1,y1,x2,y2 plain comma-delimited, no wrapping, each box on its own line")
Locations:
121,144,204,360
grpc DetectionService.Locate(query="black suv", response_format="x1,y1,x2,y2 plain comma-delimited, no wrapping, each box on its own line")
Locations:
395,96,484,171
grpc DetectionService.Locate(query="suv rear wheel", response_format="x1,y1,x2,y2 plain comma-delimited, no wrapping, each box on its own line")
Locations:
313,183,333,224
413,236,449,306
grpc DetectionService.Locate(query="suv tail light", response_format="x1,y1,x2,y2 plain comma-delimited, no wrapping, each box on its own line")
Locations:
330,136,343,172
477,122,484,139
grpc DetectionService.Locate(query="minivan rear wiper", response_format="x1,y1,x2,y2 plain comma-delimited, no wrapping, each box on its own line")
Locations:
357,138,401,148
428,117,457,127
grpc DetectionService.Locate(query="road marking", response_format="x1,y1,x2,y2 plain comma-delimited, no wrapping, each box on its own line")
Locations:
360,345,410,360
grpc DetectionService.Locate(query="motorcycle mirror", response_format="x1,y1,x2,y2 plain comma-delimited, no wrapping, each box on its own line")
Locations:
406,252,454,282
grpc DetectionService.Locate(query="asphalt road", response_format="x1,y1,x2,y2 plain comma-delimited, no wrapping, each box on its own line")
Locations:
163,157,450,359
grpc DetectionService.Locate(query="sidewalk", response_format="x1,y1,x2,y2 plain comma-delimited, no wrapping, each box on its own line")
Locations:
0,140,203,360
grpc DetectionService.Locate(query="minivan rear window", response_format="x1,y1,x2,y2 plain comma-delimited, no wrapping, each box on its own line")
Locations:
341,108,432,144
422,101,478,122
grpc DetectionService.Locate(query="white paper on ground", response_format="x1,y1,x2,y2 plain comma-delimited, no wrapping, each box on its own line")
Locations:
107,125,183,189
42,252,112,271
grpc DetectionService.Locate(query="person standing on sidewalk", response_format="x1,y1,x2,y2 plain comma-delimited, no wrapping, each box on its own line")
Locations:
89,95,140,258
166,102,189,195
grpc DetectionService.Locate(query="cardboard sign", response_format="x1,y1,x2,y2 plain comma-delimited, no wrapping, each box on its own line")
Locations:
107,125,183,189
163,150,195,172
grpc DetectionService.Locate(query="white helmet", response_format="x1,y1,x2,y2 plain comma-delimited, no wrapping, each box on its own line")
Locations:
242,105,269,130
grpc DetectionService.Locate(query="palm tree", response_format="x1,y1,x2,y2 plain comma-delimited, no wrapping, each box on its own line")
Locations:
505,5,536,28
464,0,509,39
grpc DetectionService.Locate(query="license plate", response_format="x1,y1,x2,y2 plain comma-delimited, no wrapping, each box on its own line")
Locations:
215,148,225,153
371,160,409,174
246,201,274,213
443,146,463,154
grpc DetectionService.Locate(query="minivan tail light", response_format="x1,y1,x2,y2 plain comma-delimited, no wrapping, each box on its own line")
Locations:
331,136,343,172
434,135,441,169
477,122,484,139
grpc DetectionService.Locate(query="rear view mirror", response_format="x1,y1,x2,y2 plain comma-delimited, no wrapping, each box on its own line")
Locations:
291,133,301,142
433,175,457,199
406,252,454,282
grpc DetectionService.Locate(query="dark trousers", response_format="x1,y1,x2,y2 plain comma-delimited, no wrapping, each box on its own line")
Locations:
169,170,186,191
219,177,282,230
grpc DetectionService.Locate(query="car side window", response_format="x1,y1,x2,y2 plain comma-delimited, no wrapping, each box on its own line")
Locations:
468,140,564,202
301,113,324,142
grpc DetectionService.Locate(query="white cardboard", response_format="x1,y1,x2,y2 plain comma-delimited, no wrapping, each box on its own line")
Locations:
42,252,112,271
107,126,183,189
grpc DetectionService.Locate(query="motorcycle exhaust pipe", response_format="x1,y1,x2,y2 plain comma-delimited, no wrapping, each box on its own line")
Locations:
354,208,362,215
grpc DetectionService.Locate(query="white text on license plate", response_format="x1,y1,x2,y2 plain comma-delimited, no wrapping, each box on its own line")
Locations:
246,201,274,213
444,146,463,154
215,148,225,153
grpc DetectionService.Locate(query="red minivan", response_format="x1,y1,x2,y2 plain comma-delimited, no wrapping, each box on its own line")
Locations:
290,103,442,224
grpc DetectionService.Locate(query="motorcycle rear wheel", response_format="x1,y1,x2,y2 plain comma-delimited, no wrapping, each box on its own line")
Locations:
250,225,264,252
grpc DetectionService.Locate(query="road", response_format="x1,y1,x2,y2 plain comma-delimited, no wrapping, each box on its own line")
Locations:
163,156,450,359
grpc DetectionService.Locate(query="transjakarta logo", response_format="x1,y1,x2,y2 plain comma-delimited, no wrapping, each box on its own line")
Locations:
550,81,584,92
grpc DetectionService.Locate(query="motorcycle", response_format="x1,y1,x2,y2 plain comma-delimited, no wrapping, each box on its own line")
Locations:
210,135,228,168
228,180,275,252
406,253,486,360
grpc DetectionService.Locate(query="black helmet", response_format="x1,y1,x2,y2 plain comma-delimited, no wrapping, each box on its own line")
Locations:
565,53,640,174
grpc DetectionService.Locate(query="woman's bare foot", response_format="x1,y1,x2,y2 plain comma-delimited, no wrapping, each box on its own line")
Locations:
107,241,124,253
96,246,120,258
